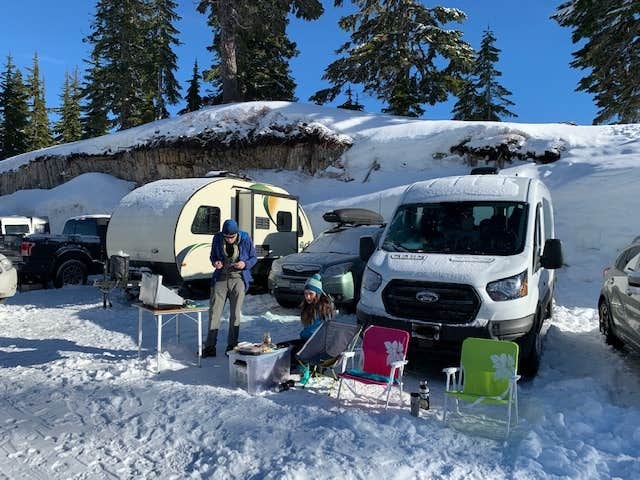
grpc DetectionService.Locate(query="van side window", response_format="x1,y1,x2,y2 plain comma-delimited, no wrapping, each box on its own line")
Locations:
191,206,220,235
276,211,292,232
533,204,542,271
615,246,640,271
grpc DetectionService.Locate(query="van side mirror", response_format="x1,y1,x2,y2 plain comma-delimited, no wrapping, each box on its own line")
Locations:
541,238,563,269
360,236,376,261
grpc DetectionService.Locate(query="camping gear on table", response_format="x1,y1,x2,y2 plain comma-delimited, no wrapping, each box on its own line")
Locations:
442,337,520,438
337,325,410,409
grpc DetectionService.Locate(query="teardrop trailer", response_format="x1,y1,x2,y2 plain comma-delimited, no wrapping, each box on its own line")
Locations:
106,173,314,294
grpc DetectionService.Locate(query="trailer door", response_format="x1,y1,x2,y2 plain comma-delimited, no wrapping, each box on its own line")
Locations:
237,190,298,258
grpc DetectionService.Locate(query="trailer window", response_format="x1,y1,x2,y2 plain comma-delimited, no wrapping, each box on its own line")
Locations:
276,211,292,232
4,224,29,235
191,206,220,235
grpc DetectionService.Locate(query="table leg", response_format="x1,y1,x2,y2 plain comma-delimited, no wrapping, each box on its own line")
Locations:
138,308,143,359
157,313,162,372
176,313,180,343
197,312,202,367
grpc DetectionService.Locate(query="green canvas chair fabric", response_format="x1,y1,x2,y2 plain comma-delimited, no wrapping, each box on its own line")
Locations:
442,337,520,438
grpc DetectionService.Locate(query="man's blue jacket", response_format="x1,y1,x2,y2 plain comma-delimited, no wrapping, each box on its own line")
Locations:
209,230,257,291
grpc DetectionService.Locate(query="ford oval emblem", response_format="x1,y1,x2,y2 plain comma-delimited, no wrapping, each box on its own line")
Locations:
416,290,439,303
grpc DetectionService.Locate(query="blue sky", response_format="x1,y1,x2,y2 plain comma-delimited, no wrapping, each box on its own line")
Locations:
0,0,597,125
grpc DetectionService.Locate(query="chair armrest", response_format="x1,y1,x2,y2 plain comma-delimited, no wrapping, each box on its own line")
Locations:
442,367,459,375
391,360,408,368
510,374,521,384
342,352,356,359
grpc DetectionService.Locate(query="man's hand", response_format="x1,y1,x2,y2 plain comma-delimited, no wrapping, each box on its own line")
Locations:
233,260,245,270
214,260,223,270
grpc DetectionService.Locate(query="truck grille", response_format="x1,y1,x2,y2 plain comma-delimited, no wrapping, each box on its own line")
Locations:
282,265,320,278
382,280,480,324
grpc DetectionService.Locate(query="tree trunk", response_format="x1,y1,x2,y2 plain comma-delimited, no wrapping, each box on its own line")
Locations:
220,0,240,103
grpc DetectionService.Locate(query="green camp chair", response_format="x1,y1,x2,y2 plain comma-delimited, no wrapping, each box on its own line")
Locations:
442,337,521,438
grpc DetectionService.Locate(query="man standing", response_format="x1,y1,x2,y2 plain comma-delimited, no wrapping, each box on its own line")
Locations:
203,219,257,357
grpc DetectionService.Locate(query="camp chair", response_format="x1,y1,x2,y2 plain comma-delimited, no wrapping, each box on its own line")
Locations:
442,337,520,438
295,319,362,387
336,325,410,409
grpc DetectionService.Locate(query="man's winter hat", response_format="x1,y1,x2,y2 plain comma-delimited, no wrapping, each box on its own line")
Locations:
304,273,323,295
222,219,239,235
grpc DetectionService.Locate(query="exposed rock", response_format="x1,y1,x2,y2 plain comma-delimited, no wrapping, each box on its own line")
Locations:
0,122,353,196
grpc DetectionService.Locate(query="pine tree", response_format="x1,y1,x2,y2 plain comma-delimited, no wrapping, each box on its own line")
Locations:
197,0,323,103
0,56,30,159
179,60,203,114
55,69,83,143
310,1,474,117
81,53,110,139
25,52,53,151
337,86,364,111
146,0,182,120
452,29,516,121
552,1,640,124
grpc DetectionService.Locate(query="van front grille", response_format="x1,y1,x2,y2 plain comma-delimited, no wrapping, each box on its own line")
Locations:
282,265,320,278
382,280,480,324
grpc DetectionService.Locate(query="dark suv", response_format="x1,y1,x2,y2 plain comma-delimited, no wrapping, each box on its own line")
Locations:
268,208,385,312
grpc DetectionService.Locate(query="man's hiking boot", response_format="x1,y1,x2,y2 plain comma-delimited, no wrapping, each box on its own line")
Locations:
202,346,216,358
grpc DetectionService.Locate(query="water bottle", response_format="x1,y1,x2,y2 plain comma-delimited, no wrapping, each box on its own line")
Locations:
419,380,430,410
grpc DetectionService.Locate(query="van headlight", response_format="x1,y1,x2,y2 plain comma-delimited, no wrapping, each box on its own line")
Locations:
270,260,283,275
362,267,382,292
486,270,528,301
324,262,352,277
0,257,12,271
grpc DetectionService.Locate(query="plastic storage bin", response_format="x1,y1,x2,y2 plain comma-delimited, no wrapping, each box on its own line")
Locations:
228,347,291,394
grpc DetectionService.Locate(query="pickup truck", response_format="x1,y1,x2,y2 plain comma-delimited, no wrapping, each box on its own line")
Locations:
19,215,110,288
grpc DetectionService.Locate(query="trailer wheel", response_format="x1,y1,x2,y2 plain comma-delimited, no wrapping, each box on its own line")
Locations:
54,259,88,288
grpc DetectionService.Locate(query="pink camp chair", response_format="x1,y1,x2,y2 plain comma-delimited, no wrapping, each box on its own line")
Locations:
336,325,410,408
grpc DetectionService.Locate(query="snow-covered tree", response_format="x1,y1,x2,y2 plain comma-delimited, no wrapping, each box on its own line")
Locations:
452,29,516,121
55,69,83,144
25,53,53,151
197,0,323,104
552,0,640,124
337,86,364,111
81,53,110,139
0,55,29,159
311,1,475,117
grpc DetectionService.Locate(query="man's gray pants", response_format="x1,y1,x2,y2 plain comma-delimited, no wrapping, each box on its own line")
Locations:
206,276,245,349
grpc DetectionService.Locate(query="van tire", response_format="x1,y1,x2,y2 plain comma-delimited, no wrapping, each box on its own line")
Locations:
520,311,542,378
599,297,623,349
54,259,88,288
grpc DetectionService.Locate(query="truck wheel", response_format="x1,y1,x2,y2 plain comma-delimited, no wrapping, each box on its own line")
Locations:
519,311,542,379
275,296,300,309
54,259,88,288
599,298,623,349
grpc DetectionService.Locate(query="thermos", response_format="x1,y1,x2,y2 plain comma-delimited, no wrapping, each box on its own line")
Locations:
419,380,430,410
410,392,420,417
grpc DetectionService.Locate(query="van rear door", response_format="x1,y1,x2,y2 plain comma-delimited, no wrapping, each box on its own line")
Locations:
237,190,298,258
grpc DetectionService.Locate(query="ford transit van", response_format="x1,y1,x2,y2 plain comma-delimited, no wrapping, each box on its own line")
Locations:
356,174,563,376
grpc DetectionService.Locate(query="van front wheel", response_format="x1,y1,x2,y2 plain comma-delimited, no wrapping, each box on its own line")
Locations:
519,312,542,378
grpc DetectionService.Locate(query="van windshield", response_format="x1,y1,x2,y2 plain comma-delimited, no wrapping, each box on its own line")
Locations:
382,201,528,256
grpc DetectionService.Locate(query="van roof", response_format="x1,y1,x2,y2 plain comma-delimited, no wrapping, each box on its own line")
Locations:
66,214,111,221
402,174,534,204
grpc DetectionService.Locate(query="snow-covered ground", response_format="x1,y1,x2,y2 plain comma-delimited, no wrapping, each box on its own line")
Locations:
2,102,640,478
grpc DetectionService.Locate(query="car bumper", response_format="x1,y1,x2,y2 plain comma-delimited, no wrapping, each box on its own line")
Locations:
0,268,18,298
356,308,535,352
269,272,355,304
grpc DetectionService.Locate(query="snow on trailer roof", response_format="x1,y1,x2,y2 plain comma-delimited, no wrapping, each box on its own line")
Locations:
402,174,530,204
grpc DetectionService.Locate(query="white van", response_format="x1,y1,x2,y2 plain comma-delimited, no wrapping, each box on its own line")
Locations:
107,173,314,290
357,174,563,376
0,216,49,235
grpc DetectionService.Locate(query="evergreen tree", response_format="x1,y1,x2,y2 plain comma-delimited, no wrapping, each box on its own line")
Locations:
552,1,640,124
81,53,110,139
197,0,323,103
452,29,516,121
179,60,203,114
55,69,83,143
337,86,364,111
310,1,474,117
146,0,182,120
0,55,29,159
25,52,53,151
